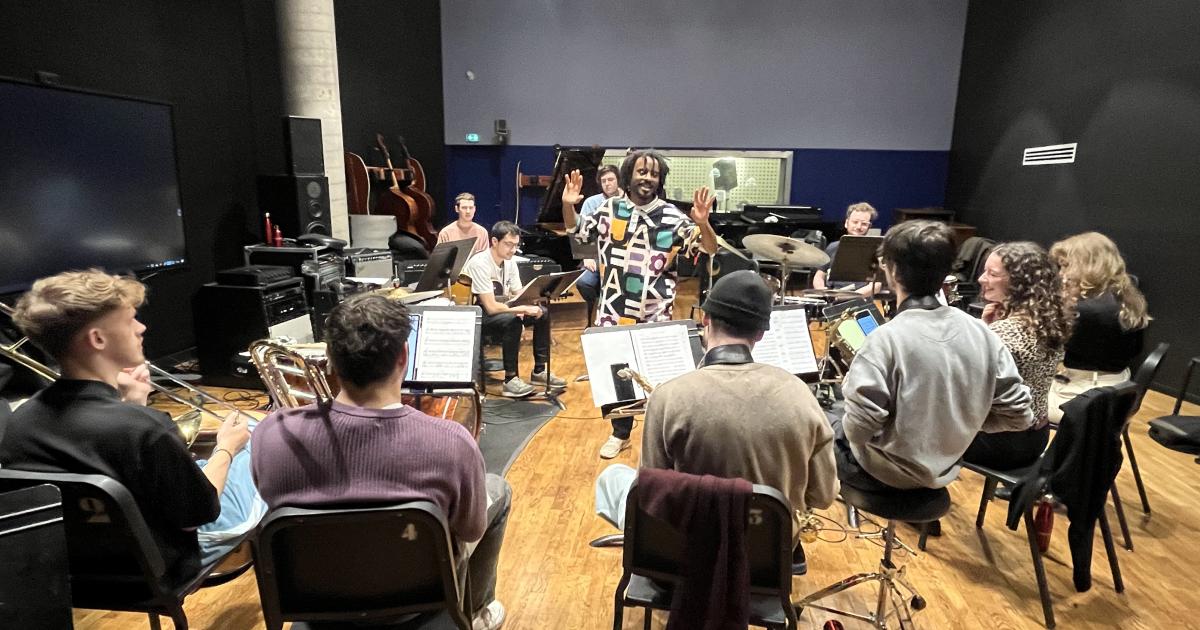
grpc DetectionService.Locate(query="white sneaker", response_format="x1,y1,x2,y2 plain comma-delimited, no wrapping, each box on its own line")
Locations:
599,436,631,459
473,600,506,630
502,376,534,398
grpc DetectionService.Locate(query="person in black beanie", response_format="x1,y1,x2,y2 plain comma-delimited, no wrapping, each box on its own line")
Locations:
594,270,838,556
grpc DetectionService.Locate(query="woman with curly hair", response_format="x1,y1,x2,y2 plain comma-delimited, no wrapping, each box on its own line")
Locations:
1046,232,1150,422
963,242,1072,468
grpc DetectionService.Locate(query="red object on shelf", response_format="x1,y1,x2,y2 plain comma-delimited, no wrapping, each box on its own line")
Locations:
273,225,284,247
1034,499,1054,553
263,212,273,243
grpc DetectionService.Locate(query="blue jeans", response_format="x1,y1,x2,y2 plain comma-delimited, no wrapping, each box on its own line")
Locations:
195,435,268,566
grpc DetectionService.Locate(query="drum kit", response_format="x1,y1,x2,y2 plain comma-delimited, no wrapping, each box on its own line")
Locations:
739,234,884,396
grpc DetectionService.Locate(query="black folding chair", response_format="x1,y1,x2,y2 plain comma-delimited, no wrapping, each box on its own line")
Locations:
1124,342,1169,514
1148,356,1200,463
612,480,797,630
966,382,1138,629
0,484,71,630
253,502,473,630
0,469,248,630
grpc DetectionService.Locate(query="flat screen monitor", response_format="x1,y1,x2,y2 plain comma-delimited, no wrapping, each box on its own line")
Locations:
0,78,188,294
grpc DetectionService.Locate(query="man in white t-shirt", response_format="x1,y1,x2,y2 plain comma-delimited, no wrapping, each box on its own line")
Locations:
438,192,490,254
461,221,566,397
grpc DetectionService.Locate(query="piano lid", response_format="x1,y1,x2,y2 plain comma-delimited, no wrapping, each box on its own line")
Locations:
536,146,607,223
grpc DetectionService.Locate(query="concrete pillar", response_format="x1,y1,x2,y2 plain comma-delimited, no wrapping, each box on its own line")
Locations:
276,0,349,239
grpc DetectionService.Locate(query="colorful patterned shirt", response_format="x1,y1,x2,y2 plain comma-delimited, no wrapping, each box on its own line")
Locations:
575,196,700,326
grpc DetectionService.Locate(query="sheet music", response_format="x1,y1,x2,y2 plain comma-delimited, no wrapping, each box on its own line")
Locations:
630,324,695,389
753,308,819,375
412,309,476,382
581,330,640,406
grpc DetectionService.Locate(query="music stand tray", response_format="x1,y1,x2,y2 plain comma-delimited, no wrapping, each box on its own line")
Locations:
828,235,884,285
414,238,476,292
506,270,585,307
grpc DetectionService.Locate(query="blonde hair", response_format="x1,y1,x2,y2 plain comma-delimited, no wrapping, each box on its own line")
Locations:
1050,232,1149,331
12,269,146,358
454,192,475,208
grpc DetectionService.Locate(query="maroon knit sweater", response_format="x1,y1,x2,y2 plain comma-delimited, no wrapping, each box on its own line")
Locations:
250,400,487,542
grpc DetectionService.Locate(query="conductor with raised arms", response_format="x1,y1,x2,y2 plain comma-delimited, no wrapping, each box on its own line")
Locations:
562,149,719,458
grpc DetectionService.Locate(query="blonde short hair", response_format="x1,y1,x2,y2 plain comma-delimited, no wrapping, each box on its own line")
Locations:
12,269,146,358
845,202,878,221
454,192,475,208
1050,232,1149,331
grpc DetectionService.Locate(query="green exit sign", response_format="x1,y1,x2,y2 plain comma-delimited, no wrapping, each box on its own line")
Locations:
465,133,480,143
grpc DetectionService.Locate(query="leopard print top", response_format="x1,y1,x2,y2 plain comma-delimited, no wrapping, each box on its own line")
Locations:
990,317,1062,426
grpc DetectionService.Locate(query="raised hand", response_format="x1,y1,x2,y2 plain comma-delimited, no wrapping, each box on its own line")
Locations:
562,169,585,206
691,186,714,225
981,301,1001,324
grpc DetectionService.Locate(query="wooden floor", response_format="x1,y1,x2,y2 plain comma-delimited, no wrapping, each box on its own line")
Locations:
74,279,1200,629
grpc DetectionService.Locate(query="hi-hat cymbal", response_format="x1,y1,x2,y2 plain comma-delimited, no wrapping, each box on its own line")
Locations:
742,234,830,267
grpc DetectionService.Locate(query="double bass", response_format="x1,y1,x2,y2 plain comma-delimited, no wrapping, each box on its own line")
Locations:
352,134,420,233
393,136,438,250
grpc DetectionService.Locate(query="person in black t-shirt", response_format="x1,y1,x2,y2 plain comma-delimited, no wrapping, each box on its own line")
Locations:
0,270,265,581
1047,232,1151,422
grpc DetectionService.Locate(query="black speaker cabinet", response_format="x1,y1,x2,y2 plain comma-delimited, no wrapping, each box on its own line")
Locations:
194,280,311,388
258,174,331,236
285,116,325,176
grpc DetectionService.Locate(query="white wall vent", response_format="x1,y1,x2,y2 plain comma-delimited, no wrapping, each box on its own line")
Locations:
1023,142,1077,166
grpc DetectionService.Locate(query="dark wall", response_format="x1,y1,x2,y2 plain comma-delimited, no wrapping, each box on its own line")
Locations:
0,0,282,359
947,2,1200,395
334,0,447,225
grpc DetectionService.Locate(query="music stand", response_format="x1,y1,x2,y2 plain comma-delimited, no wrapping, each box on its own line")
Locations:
506,270,584,408
582,320,705,417
414,238,476,292
827,235,885,288
401,305,486,436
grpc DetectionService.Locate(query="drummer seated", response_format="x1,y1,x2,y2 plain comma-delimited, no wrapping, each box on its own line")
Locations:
251,294,511,630
831,221,1033,499
812,201,883,297
0,269,265,584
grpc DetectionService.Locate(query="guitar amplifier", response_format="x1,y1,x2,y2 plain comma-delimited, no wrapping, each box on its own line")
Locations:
516,256,561,285
395,260,428,286
344,248,394,279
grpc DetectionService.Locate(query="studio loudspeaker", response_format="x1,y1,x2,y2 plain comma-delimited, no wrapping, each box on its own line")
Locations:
258,175,331,236
259,116,331,236
286,116,325,176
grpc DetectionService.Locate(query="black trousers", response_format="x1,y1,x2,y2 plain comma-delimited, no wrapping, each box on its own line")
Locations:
482,307,550,377
962,425,1051,470
829,415,906,493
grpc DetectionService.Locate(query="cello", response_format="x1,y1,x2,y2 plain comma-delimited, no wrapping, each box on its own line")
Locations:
394,136,439,250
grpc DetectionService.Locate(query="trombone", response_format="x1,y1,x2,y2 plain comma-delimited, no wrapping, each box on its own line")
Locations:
0,302,249,445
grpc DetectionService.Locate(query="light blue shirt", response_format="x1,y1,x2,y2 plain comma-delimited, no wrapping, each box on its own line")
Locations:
579,193,607,222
